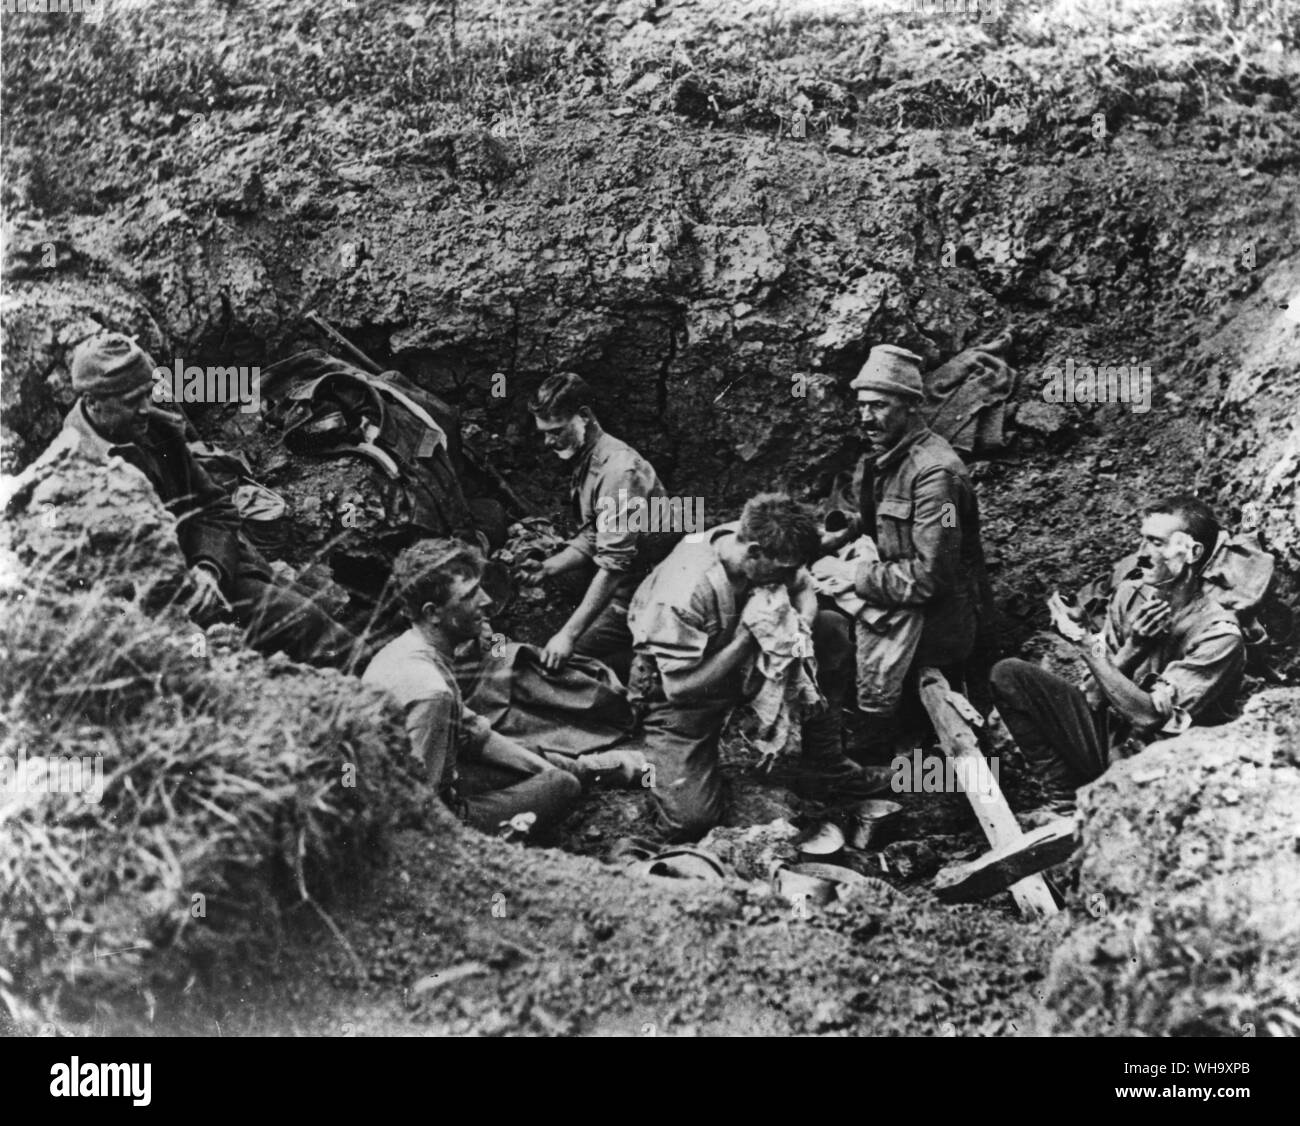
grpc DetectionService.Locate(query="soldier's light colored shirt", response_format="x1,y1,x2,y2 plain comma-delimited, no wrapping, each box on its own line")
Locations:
1092,579,1245,742
363,627,492,790
568,426,678,575
628,523,742,678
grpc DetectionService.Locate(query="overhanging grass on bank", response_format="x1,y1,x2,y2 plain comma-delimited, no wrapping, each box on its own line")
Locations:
0,455,434,1028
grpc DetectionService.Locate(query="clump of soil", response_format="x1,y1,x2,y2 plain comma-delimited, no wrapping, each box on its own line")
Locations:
1039,689,1300,1037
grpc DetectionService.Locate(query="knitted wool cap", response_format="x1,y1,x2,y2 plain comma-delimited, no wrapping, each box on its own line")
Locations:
850,345,925,400
70,333,157,395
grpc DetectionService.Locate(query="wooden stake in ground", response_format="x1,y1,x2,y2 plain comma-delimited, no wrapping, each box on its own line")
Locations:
916,667,1060,919
933,819,1078,904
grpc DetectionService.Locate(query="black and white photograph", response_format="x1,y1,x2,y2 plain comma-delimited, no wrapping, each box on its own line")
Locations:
0,0,1296,1080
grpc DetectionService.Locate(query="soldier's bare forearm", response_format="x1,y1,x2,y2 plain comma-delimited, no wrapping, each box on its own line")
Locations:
562,566,622,640
1113,638,1150,677
1077,639,1161,729
544,546,588,577
663,630,756,705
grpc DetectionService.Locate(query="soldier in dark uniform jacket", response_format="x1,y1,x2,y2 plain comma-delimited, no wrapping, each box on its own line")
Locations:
49,332,358,669
816,346,990,748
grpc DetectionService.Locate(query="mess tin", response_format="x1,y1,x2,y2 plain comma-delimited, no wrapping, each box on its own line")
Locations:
797,821,845,861
847,799,902,850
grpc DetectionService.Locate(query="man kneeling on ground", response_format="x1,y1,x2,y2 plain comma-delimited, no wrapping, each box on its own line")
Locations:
364,539,580,838
627,493,892,843
520,372,680,681
991,494,1245,815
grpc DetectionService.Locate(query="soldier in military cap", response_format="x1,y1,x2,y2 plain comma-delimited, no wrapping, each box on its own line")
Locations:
814,345,990,751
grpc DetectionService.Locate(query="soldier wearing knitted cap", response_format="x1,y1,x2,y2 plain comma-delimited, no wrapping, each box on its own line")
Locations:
48,332,361,669
812,344,990,757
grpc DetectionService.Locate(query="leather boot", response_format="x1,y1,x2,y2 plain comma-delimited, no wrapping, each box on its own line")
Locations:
795,709,894,801
850,711,904,765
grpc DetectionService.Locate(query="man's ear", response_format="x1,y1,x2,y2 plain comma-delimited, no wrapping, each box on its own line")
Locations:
418,600,441,625
1167,530,1199,566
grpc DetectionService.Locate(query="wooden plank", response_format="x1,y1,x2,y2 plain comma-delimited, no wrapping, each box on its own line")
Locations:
916,667,1059,918
933,818,1079,903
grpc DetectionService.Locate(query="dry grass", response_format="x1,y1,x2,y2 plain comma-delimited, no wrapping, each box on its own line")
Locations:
0,452,434,1029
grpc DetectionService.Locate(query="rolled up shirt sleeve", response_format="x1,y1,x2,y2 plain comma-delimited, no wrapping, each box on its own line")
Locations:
567,525,598,561
630,599,712,677
404,691,458,787
583,455,660,573
1141,623,1245,736
853,467,962,608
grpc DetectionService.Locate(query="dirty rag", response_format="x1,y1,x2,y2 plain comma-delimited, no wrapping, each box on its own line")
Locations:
740,585,826,768
811,535,893,629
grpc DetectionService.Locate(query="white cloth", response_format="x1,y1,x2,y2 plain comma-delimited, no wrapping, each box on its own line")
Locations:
740,586,825,766
811,536,894,630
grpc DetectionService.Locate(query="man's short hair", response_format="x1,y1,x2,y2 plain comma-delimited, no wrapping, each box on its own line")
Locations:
390,538,483,619
738,493,821,565
527,372,595,420
1144,493,1221,574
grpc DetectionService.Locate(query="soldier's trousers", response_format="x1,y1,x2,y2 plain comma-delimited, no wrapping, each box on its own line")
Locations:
989,658,1109,796
637,610,853,843
455,733,581,839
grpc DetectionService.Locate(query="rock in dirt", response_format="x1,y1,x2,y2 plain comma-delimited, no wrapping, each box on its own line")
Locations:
1,443,188,610
412,962,489,996
1196,251,1300,574
699,818,800,881
1038,688,1300,1036
881,840,940,881
1013,400,1071,438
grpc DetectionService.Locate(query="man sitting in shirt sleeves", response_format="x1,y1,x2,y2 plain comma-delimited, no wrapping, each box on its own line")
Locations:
363,539,580,838
991,495,1245,815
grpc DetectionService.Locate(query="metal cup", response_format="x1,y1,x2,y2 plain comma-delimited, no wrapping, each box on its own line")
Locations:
848,799,902,850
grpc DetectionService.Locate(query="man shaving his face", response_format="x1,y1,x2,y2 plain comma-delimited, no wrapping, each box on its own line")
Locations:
991,494,1245,816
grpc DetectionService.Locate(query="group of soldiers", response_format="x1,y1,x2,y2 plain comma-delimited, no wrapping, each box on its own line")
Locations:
54,331,1247,850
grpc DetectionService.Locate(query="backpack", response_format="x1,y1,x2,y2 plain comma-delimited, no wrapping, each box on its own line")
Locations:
260,350,480,545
